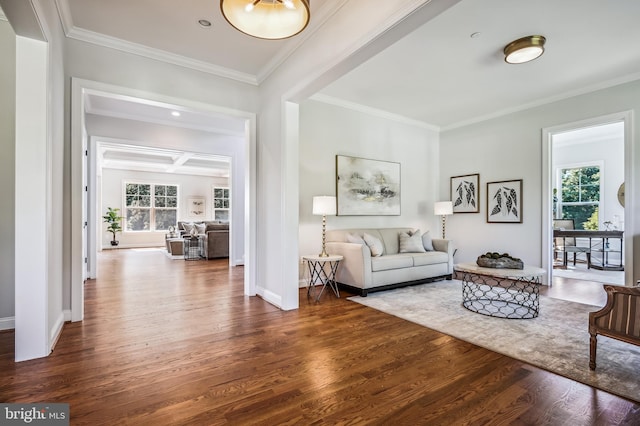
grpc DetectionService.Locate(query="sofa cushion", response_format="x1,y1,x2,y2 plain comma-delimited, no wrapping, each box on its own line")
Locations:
371,254,414,272
195,223,207,234
399,229,426,253
364,232,384,257
422,231,434,251
412,251,449,266
347,232,366,245
181,222,195,233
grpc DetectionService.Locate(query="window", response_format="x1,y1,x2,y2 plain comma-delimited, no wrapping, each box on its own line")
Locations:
213,187,230,222
557,165,600,230
125,183,178,231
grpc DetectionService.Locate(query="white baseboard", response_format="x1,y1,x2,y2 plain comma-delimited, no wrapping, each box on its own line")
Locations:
0,316,15,331
49,312,66,351
256,286,282,308
63,309,72,322
103,243,165,250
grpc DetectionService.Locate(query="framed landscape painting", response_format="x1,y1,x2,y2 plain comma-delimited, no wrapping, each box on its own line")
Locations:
335,155,401,216
487,179,523,223
451,173,479,213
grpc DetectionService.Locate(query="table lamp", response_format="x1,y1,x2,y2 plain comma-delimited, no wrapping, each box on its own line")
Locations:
313,196,336,257
434,201,453,239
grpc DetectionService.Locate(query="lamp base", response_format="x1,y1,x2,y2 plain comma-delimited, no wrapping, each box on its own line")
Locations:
319,215,330,257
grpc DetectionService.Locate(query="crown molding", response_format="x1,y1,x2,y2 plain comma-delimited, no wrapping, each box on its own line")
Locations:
54,0,257,85
256,0,350,84
68,26,258,85
310,93,440,131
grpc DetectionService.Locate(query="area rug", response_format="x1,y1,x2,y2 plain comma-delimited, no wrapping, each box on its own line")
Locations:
348,280,640,403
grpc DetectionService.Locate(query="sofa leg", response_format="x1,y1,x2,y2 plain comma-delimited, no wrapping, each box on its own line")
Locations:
361,290,368,297
446,274,453,280
589,333,597,370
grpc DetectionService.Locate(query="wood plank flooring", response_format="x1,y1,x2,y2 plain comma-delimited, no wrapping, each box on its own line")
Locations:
1,248,639,425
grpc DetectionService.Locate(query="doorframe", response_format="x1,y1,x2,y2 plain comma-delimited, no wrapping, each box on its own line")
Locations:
541,111,633,286
70,78,257,321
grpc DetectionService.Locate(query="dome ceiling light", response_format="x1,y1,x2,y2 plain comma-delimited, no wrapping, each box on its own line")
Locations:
220,0,310,40
504,35,546,64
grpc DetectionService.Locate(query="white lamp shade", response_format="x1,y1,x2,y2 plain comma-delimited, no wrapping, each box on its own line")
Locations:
313,196,336,215
434,201,453,215
220,0,310,40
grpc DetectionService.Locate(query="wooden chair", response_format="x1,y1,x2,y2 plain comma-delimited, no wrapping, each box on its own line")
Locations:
589,284,640,370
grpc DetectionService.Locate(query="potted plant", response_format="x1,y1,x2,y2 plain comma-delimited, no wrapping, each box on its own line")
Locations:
103,207,123,246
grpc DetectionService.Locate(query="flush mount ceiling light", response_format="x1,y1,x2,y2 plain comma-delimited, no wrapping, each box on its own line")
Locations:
220,0,310,40
504,35,546,64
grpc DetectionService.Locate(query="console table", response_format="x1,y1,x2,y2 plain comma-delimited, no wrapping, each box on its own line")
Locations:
553,230,623,271
454,263,545,319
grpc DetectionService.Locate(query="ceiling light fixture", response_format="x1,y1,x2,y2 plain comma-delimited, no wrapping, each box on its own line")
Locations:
504,35,546,64
198,19,212,28
171,111,181,117
220,0,310,40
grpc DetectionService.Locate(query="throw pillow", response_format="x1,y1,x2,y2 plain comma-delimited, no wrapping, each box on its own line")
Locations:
399,229,426,253
195,223,206,234
181,222,195,233
363,232,384,257
346,233,366,245
422,231,434,251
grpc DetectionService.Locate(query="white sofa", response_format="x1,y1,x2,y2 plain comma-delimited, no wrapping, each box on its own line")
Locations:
325,228,453,296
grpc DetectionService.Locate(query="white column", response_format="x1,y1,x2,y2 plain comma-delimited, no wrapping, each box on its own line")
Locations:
14,35,49,361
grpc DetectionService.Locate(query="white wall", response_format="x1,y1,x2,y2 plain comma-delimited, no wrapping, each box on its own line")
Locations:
299,100,441,277
440,79,640,284
101,168,228,248
257,0,455,310
0,19,16,329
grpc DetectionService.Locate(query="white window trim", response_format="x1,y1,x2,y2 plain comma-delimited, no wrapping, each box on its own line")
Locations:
212,186,230,222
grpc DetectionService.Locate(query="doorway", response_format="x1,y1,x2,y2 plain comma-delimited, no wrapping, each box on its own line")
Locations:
71,78,258,322
542,112,632,287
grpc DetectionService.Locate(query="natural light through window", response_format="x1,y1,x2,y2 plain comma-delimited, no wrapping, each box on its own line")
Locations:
557,165,600,230
124,183,178,231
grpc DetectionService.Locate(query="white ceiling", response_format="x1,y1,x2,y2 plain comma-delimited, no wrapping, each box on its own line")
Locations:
52,0,640,162
59,0,343,83
319,0,640,129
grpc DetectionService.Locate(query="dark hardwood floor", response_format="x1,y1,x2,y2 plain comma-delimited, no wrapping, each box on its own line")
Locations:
1,248,639,425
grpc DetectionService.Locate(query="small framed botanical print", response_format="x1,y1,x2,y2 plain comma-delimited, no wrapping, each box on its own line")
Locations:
486,179,523,223
450,174,479,213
